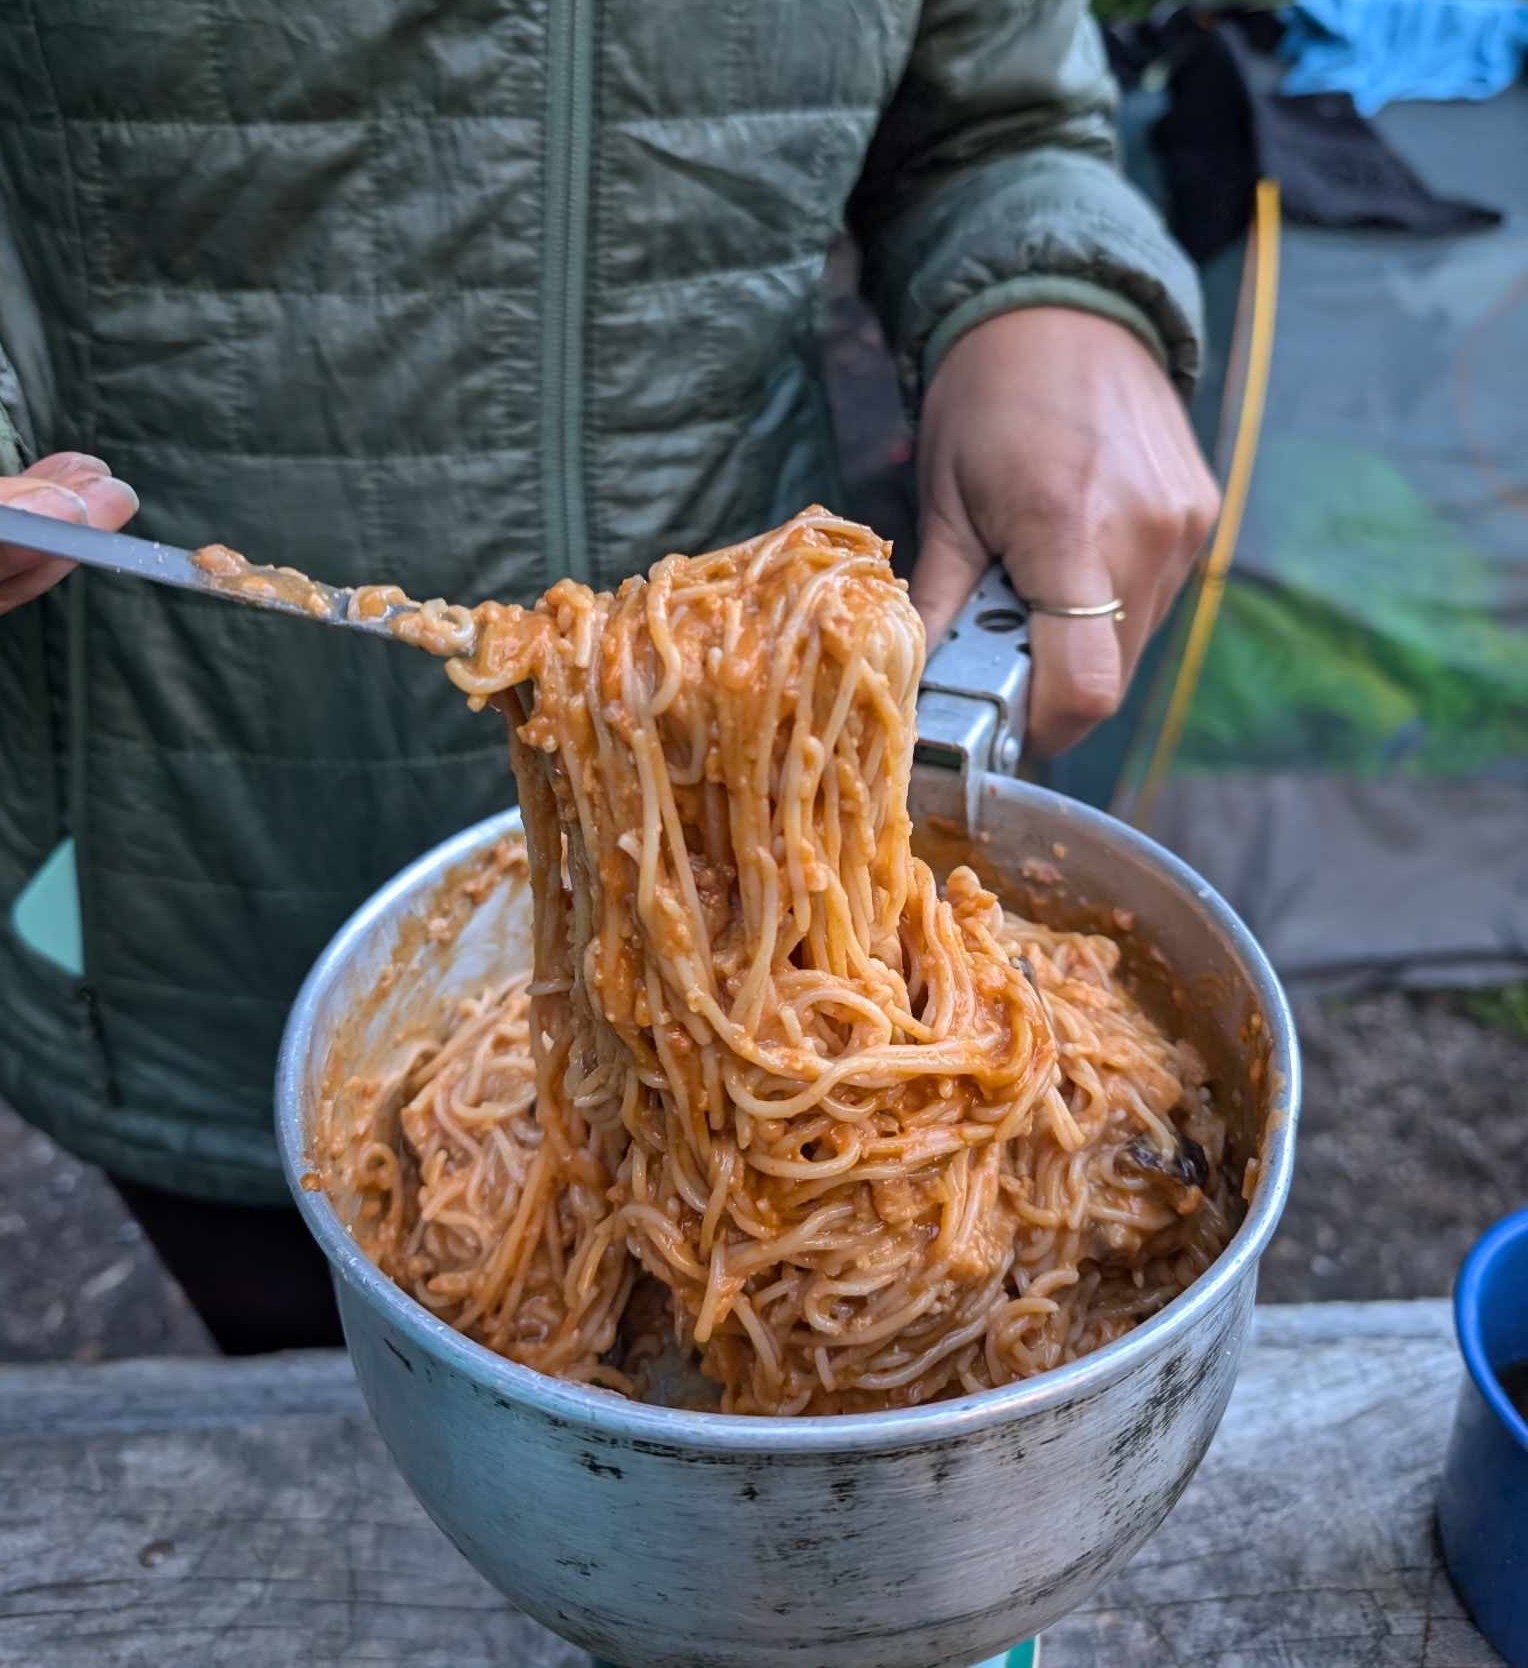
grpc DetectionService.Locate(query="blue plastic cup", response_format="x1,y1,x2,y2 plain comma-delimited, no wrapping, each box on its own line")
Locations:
1438,1205,1528,1666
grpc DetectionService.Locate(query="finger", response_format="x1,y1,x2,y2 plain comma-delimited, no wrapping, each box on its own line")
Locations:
1144,547,1199,646
0,483,91,614
0,479,91,525
12,454,138,531
1111,576,1155,693
0,555,74,612
1024,611,1125,757
907,511,989,648
25,451,110,485
74,471,140,529
1144,474,1221,641
1001,513,1131,756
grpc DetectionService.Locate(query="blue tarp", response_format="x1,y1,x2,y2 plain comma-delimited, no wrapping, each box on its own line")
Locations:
1282,0,1528,115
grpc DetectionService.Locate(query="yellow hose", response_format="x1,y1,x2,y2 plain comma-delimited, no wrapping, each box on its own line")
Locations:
1117,179,1282,829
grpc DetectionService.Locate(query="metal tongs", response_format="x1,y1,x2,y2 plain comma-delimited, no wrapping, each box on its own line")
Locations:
909,564,1031,835
0,503,1028,831
0,505,476,656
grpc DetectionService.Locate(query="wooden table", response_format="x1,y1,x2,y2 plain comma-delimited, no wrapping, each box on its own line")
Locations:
0,1301,1501,1667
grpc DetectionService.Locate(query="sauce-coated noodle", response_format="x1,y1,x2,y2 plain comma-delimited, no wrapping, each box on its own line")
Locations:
328,509,1234,1414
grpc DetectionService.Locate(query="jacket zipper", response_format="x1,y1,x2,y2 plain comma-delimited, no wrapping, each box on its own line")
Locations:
541,0,595,585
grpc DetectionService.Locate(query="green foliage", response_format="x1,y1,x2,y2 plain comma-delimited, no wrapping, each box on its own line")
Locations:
1455,984,1528,1040
1176,439,1528,775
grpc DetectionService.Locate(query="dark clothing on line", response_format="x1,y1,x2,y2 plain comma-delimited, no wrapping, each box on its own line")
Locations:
1110,11,1502,265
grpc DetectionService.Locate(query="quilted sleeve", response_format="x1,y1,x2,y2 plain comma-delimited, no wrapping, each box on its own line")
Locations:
848,0,1204,406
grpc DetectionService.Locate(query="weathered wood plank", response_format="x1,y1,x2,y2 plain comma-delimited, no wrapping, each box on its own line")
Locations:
0,1302,1497,1667
1044,1302,1499,1667
0,1356,578,1668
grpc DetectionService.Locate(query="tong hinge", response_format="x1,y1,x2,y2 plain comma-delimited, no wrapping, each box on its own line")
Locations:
910,566,1031,835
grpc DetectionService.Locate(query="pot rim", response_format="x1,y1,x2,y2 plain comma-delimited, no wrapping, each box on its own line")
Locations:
277,782,1299,1455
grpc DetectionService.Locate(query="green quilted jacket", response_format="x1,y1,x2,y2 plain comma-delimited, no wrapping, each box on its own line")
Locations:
0,0,1201,1202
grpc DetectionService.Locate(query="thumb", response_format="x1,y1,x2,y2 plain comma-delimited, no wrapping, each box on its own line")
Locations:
908,507,989,650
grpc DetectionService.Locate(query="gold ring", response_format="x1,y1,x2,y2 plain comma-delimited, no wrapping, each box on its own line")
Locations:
1024,596,1127,624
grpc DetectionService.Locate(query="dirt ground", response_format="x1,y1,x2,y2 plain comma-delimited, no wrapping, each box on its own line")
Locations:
1,987,1523,1363
1262,991,1528,1303
0,1104,210,1363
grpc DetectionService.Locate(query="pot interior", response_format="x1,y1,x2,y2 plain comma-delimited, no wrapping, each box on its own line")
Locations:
303,788,1293,1374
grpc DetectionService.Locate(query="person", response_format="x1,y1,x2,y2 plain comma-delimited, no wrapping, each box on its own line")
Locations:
0,0,1218,1353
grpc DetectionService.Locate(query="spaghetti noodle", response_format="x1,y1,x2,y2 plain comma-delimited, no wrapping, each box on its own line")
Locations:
332,508,1234,1414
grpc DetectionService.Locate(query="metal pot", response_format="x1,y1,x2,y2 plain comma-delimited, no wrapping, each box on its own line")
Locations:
277,777,1299,1668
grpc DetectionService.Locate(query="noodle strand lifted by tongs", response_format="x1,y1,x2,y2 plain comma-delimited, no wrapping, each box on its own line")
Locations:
331,508,1233,1414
